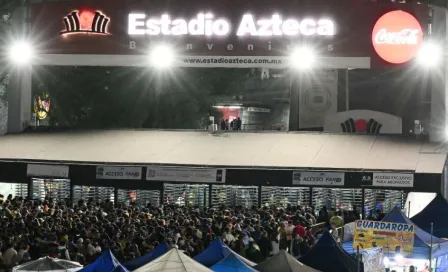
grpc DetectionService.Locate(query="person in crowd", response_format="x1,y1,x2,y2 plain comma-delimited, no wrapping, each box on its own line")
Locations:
16,244,31,264
2,243,18,269
220,119,226,131
57,241,70,260
330,223,339,242
236,117,242,130
245,238,262,263
330,210,344,228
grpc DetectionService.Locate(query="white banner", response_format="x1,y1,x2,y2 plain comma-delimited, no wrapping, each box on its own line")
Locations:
299,69,338,128
37,54,371,69
27,164,69,178
373,173,414,188
96,166,142,180
146,167,225,183
293,171,344,186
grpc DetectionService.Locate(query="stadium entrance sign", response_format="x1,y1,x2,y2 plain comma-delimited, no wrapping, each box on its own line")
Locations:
30,0,428,68
128,13,335,37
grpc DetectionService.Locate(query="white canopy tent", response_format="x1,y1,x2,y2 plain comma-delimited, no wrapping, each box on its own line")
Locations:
133,248,212,272
13,257,83,272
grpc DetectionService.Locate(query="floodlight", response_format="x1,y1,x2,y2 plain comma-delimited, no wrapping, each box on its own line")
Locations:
8,40,34,65
149,44,175,68
416,41,442,68
290,46,316,69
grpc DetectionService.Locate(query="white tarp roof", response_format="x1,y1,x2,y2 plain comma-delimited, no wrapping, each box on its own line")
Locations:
0,130,445,173
133,248,212,272
13,257,83,272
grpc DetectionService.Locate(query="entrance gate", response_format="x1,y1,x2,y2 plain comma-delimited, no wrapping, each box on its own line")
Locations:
163,183,209,209
73,185,115,203
212,185,258,208
118,189,160,207
261,186,310,208
32,178,70,202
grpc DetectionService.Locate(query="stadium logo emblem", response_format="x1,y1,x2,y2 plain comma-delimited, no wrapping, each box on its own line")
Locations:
60,10,110,35
341,118,382,134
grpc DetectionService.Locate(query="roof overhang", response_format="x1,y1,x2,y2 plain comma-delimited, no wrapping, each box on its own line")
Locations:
0,130,445,173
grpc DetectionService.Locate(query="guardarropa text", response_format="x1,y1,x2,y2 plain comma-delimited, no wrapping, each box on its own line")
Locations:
128,13,335,36
356,221,414,233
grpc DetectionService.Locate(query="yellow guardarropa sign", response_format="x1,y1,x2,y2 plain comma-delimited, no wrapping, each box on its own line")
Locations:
353,220,415,255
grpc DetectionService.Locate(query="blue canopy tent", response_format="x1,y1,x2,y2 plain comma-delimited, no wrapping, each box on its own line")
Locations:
342,206,448,259
411,194,448,238
300,231,364,272
194,238,256,267
123,242,169,270
78,250,122,272
211,253,259,272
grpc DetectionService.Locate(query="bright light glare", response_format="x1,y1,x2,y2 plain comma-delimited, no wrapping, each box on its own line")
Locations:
290,46,316,69
417,42,442,68
149,44,174,68
395,254,403,262
8,41,34,65
383,257,390,267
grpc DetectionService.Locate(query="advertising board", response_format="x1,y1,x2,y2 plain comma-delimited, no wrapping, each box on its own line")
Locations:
353,220,415,255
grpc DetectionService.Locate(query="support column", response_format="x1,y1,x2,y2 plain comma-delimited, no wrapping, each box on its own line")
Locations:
69,184,74,206
27,178,33,199
208,184,213,208
361,188,366,220
114,188,118,206
309,187,313,207
258,185,262,208
159,183,164,207
429,7,447,143
7,6,32,134
289,74,299,131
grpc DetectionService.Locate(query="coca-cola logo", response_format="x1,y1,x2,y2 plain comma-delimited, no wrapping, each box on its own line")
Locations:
372,11,423,64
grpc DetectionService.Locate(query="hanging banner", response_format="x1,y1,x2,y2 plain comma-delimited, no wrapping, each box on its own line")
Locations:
292,171,344,186
96,166,142,180
299,69,338,128
146,166,225,183
353,220,415,255
373,173,414,188
27,164,69,178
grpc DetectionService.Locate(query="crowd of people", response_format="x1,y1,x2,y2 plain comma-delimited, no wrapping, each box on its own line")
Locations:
0,193,363,270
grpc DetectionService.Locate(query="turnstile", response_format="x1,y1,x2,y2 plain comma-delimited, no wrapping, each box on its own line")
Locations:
73,185,115,203
261,186,310,207
211,185,258,208
118,189,160,207
164,183,209,209
32,179,70,202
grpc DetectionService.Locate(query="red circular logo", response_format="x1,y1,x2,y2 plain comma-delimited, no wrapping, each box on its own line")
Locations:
372,10,423,64
354,119,367,133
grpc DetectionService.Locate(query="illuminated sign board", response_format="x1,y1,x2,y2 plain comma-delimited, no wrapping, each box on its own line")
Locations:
128,13,335,37
371,10,423,64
